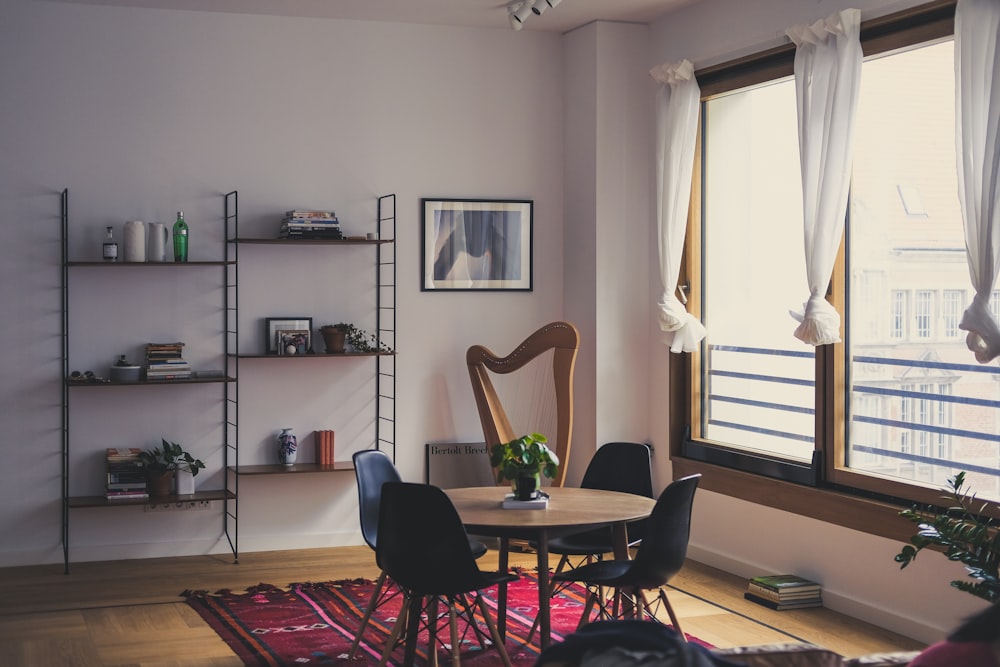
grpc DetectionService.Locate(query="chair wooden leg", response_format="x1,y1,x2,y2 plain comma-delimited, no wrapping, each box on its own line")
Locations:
659,588,686,641
401,594,424,667
457,593,490,649
449,599,461,667
575,588,599,630
476,595,513,667
427,596,441,667
349,569,388,658
378,591,410,667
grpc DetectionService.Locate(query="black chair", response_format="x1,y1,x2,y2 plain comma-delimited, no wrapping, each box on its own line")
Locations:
546,442,654,571
550,474,701,640
349,450,488,659
376,482,518,666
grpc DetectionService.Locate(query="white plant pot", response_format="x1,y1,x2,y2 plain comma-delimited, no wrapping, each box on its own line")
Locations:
175,468,196,495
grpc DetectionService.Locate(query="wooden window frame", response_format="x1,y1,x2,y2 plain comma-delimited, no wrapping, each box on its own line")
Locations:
668,0,985,542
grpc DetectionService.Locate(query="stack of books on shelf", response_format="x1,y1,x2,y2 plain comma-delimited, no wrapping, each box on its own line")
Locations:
106,448,148,501
280,209,343,240
744,574,823,610
314,430,335,465
146,342,191,381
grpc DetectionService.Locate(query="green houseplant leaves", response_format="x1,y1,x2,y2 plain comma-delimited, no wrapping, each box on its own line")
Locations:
894,471,1000,602
489,432,559,484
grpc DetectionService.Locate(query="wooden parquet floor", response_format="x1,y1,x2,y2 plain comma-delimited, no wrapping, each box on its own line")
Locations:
0,546,925,666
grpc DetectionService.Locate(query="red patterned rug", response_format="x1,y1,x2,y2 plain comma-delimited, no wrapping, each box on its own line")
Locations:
183,571,703,666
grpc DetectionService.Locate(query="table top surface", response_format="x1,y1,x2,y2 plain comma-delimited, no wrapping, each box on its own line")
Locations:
446,486,655,534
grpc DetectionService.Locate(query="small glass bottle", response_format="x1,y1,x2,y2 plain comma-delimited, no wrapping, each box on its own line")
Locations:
102,226,118,262
172,211,189,262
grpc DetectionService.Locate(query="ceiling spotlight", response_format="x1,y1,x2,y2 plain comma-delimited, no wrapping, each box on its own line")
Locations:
532,0,547,16
509,0,534,25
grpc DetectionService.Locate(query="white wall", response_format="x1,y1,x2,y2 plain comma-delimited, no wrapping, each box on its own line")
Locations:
0,0,572,564
648,0,986,644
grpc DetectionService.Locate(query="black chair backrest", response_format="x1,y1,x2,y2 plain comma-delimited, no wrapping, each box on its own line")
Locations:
353,449,402,550
376,482,485,596
629,474,701,588
580,442,653,497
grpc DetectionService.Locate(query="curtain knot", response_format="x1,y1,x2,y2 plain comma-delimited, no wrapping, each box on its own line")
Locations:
658,295,706,353
790,295,841,346
649,59,694,85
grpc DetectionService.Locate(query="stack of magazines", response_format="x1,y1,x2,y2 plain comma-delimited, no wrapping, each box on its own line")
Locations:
280,209,343,239
744,574,822,610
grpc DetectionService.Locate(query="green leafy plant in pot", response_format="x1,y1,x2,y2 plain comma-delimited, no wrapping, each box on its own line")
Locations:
894,471,1000,603
489,432,559,500
138,439,206,497
318,323,394,354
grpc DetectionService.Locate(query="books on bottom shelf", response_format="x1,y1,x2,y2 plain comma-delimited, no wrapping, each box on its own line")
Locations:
105,448,148,501
314,430,335,465
744,574,822,610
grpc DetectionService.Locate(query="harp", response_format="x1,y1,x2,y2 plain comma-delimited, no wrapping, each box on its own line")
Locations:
466,321,579,488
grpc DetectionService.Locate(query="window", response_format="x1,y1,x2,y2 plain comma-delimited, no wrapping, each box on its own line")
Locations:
943,289,964,337
915,291,933,339
677,2,1000,518
891,290,908,340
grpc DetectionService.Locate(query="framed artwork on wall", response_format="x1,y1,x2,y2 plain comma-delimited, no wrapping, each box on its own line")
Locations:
420,198,533,291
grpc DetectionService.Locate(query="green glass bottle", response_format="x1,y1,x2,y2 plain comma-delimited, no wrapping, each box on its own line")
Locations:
172,211,188,262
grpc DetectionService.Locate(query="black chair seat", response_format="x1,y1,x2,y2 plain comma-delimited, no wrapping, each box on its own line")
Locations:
546,526,641,556
378,481,517,666
548,474,702,639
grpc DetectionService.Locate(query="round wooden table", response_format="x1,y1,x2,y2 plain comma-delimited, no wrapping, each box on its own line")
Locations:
446,486,656,648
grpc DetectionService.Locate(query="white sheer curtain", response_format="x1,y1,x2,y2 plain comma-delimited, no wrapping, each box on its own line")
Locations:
786,9,862,346
956,0,1000,363
650,59,705,353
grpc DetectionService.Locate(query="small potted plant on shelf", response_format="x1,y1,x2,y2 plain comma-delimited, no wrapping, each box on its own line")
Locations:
138,439,206,497
894,471,1000,603
318,322,394,355
489,432,558,500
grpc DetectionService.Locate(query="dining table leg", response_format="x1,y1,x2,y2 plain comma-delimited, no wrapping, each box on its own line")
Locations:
497,536,510,642
535,528,551,648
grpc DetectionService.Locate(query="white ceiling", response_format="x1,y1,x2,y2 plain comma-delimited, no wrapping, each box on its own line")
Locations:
52,0,701,33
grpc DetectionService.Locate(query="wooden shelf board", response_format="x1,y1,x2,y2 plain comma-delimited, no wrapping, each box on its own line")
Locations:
230,462,354,475
66,376,235,387
232,238,392,245
232,352,385,359
67,489,234,508
66,260,234,266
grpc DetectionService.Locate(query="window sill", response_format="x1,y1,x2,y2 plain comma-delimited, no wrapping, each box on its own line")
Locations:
671,456,916,543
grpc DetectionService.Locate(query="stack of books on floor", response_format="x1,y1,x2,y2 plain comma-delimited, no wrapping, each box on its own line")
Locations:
106,448,148,501
280,209,343,239
744,574,823,610
146,342,191,381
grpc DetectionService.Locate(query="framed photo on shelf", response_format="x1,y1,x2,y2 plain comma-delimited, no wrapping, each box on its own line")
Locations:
421,198,532,292
276,329,311,356
264,317,312,354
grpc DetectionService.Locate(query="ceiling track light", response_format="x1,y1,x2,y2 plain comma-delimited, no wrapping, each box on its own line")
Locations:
508,0,563,30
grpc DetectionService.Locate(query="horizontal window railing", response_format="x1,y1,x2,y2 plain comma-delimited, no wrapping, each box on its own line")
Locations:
690,344,1000,490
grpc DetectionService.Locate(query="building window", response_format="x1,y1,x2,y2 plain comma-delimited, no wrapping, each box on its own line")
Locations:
678,2,1000,514
891,291,908,340
915,291,933,339
943,289,963,337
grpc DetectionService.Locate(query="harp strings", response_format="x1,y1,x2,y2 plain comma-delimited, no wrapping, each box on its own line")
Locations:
490,348,557,449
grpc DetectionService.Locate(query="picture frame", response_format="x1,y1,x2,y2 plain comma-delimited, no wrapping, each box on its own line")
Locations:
421,198,533,291
264,317,313,354
276,329,311,356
